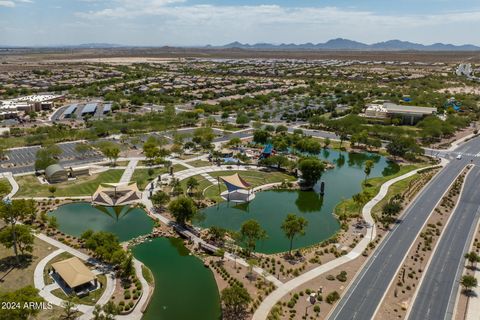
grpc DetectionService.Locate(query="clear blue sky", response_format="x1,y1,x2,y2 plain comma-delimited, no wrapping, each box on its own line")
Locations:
1,0,480,46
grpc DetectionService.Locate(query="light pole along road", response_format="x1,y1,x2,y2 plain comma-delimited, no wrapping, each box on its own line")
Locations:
407,165,480,320
328,136,480,320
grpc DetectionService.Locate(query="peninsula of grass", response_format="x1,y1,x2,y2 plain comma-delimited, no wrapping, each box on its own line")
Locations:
141,265,155,286
203,169,296,202
334,163,428,219
14,169,124,198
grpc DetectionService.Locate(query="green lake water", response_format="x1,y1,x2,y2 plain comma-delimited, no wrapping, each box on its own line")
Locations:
133,238,221,320
196,149,399,254
48,202,154,242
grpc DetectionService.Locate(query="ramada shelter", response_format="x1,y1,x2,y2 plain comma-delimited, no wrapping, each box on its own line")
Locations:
51,257,97,296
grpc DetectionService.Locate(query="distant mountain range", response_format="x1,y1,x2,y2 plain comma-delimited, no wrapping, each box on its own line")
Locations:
1,39,479,51
208,38,480,51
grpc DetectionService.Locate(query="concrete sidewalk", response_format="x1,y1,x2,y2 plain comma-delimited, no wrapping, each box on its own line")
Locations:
119,159,138,183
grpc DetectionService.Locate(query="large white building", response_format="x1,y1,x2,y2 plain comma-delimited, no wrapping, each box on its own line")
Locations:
0,94,64,119
364,102,437,125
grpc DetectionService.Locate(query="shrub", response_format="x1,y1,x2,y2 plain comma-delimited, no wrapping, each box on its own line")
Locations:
326,291,340,304
336,271,347,282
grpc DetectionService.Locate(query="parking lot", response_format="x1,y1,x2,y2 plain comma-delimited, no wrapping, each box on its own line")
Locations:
0,142,104,174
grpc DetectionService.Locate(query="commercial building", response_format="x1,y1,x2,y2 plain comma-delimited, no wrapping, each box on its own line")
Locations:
364,102,437,125
0,94,64,119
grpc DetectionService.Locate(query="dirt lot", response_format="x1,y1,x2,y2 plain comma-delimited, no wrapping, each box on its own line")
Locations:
2,48,480,64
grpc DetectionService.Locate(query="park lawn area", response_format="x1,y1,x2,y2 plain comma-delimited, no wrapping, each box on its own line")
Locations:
131,167,168,190
204,170,296,202
334,163,427,219
180,174,212,193
370,173,420,220
187,160,212,167
0,178,11,198
15,169,124,198
51,274,107,306
172,163,187,172
0,238,54,294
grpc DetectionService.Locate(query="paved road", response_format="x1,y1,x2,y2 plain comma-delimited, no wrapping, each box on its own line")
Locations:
407,165,480,320
329,137,480,320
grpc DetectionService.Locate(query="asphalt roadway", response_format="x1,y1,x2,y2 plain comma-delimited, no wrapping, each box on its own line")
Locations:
329,136,480,320
407,165,480,320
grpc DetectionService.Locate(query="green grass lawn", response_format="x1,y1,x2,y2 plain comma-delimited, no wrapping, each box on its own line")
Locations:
187,160,212,167
51,274,107,306
371,173,420,220
334,164,427,219
172,163,187,172
15,169,124,198
180,174,212,194
131,167,168,190
203,170,296,202
0,178,11,198
141,265,154,286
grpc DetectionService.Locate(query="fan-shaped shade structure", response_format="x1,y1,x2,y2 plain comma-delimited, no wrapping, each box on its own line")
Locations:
92,182,142,206
219,173,255,203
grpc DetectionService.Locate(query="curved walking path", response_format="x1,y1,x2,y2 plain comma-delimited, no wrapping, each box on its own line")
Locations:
252,163,442,320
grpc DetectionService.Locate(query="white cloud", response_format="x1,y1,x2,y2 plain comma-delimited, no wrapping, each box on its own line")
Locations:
0,0,15,7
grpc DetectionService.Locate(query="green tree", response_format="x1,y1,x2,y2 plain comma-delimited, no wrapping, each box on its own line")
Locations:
208,226,227,244
464,252,480,269
48,186,57,198
34,145,62,170
253,130,270,144
221,285,252,320
150,190,170,207
298,158,325,189
281,214,308,256
240,219,267,256
60,298,78,320
102,301,119,320
364,160,374,182
168,196,198,225
227,137,242,147
0,224,34,256
0,200,36,265
0,286,44,320
186,177,199,192
461,275,478,294
236,114,250,126
103,147,120,166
